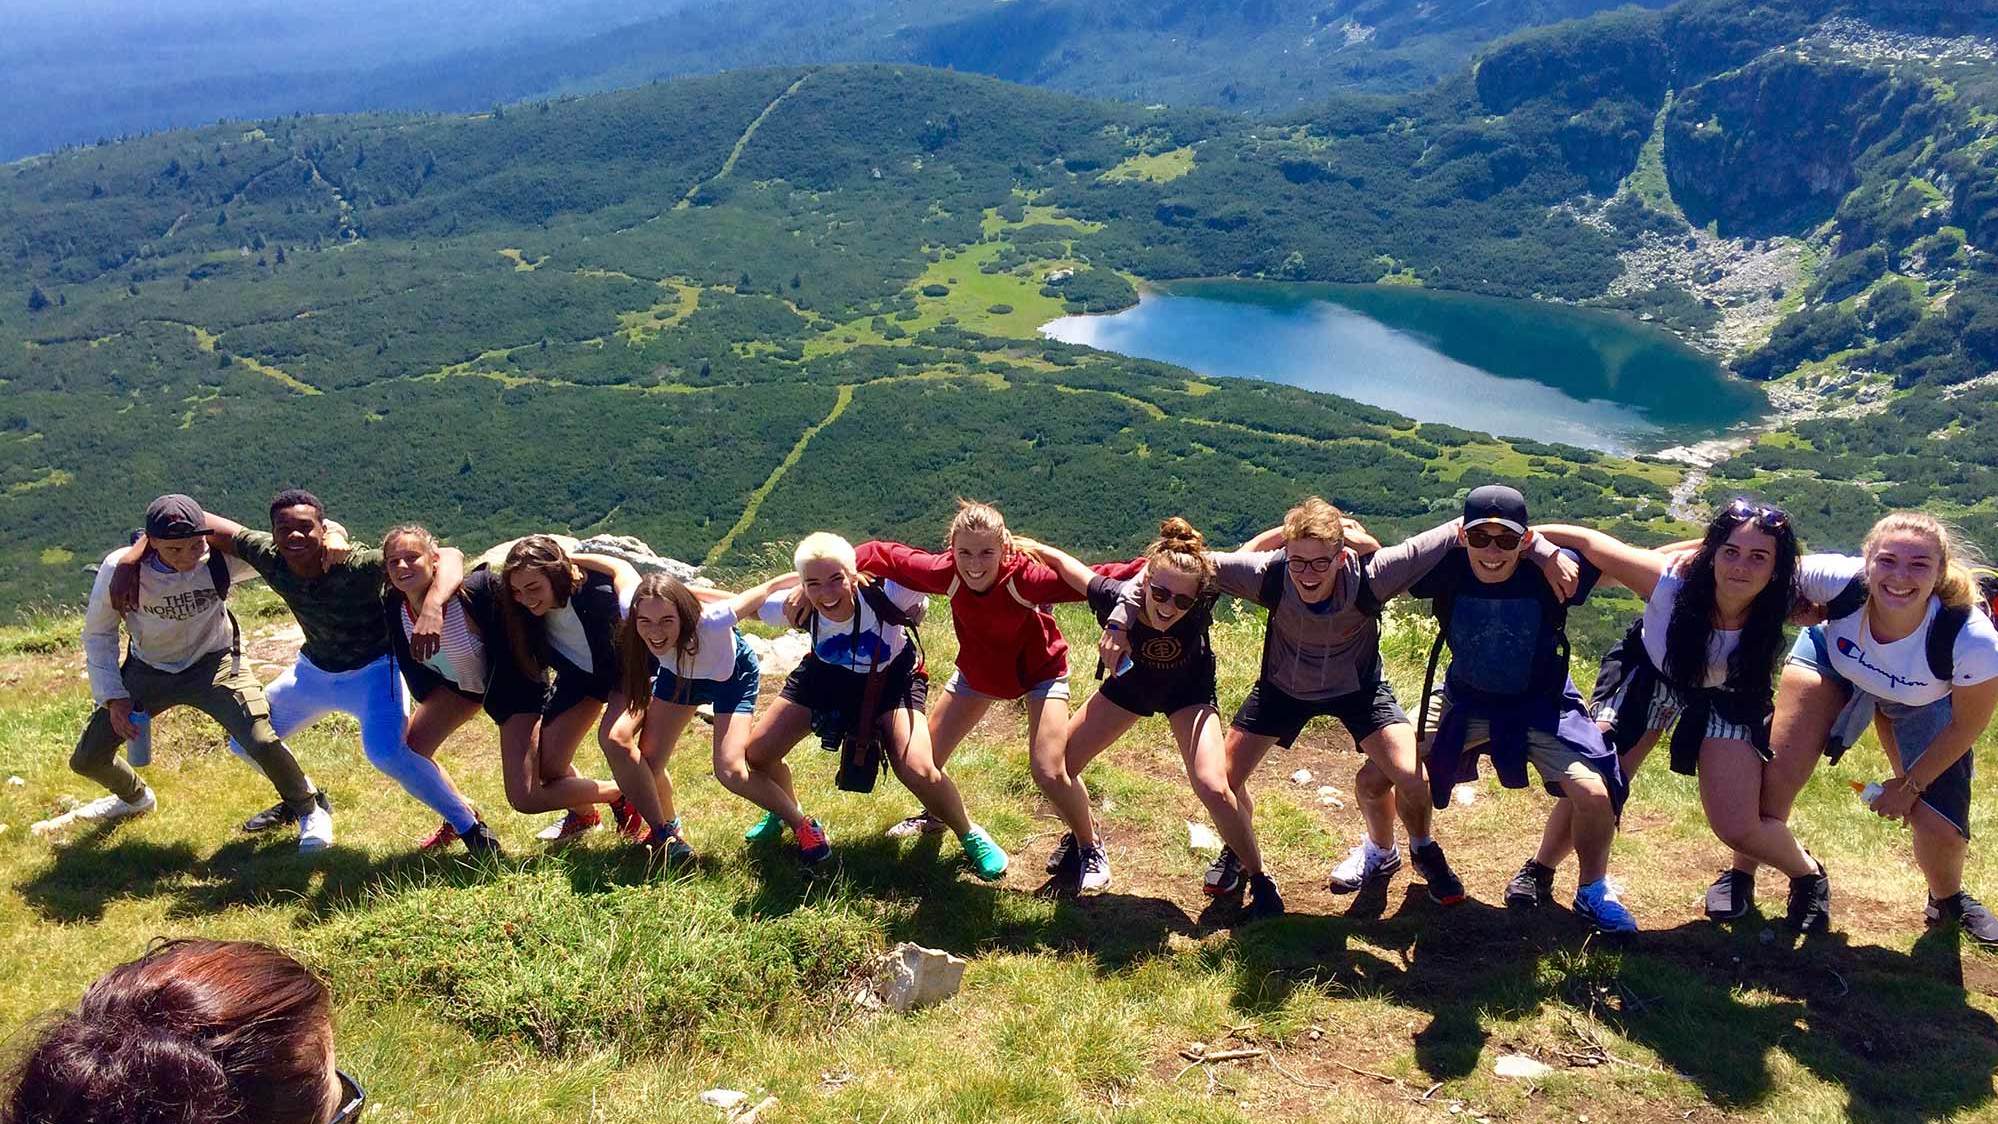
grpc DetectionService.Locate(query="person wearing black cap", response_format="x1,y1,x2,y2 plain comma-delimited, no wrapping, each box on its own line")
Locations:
36,496,329,849
1396,485,1634,932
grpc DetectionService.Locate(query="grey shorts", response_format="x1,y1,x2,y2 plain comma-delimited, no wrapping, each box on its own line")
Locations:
943,670,1070,703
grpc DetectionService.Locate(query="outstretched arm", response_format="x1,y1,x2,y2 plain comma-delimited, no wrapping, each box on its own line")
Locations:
1531,524,1667,601
572,553,641,605
1009,537,1095,595
724,572,800,621
1238,516,1378,556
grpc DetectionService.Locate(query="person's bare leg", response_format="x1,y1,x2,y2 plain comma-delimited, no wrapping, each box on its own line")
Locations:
643,702,703,824
1699,739,1815,877
498,714,619,814
1912,801,1970,900
1358,722,1430,842
1038,693,1134,847
537,700,606,790
732,698,814,825
926,688,991,769
597,698,669,829
1539,730,1657,869
404,691,482,758
1737,664,1844,873
1351,758,1398,850
1557,771,1616,885
1215,726,1279,875
885,708,973,835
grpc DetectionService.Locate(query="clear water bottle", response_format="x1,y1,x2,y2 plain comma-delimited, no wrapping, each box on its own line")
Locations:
126,710,152,768
1849,779,1882,807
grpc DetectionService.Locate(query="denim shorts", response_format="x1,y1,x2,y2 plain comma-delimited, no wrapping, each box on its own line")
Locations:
652,633,762,715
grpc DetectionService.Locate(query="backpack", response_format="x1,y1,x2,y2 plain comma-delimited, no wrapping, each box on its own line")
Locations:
1823,573,1977,681
1413,553,1568,744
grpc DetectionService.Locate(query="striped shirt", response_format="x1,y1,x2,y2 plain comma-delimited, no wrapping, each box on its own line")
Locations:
401,597,487,693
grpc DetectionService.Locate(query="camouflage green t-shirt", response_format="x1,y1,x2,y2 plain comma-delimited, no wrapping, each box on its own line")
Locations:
232,530,390,672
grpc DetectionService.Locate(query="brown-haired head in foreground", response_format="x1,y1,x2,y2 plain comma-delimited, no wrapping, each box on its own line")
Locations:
3,939,335,1124
1282,496,1346,549
499,534,583,678
1146,517,1216,589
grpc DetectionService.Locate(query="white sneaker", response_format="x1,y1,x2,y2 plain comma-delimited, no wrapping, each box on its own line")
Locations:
1326,841,1401,894
1079,842,1112,893
297,802,334,853
31,787,155,837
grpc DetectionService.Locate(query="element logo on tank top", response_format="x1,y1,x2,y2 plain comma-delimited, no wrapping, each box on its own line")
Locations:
1834,635,1928,692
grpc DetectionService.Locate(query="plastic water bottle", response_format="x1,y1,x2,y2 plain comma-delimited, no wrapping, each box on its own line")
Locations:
1849,779,1882,807
126,710,152,768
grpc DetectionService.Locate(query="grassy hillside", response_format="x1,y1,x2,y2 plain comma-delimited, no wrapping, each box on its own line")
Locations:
2,589,1994,1121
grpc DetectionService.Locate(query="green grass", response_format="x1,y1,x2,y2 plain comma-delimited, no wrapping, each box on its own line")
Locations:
2,599,1995,1121
1100,147,1198,184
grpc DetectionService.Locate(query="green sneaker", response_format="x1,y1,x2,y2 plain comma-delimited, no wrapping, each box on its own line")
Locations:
959,825,1009,882
744,811,785,843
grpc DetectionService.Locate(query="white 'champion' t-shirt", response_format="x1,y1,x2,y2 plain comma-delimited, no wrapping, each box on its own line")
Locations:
1822,596,1998,706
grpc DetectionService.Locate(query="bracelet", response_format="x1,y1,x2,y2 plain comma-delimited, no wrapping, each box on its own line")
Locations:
1102,622,1124,632
1898,774,1927,796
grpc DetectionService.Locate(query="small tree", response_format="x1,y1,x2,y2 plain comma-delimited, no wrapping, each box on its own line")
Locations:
26,285,49,312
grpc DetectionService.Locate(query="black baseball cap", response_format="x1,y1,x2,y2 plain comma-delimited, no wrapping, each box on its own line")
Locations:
144,494,207,540
1463,485,1528,535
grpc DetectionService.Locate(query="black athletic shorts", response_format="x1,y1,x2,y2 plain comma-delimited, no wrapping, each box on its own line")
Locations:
779,649,929,720
481,652,614,724
1231,677,1408,748
395,653,482,707
1097,655,1217,718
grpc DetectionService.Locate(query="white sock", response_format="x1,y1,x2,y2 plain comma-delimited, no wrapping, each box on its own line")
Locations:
1407,835,1434,851
1364,837,1397,859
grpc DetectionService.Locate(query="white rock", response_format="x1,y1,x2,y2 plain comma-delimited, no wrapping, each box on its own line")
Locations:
1493,1053,1555,1079
1289,768,1313,785
698,1090,749,1112
1452,784,1477,806
743,631,811,679
1186,821,1223,854
5,776,23,786
1316,785,1339,797
873,942,967,1013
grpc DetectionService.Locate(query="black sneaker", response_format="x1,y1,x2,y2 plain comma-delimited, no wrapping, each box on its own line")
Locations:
1504,859,1557,910
1704,869,1755,921
1410,841,1467,906
1784,856,1831,933
1046,831,1078,875
243,789,330,834
1244,872,1285,920
1203,846,1243,897
460,821,505,857
1927,892,1998,946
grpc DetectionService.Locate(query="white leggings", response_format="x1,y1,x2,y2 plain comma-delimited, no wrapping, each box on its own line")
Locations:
231,652,478,832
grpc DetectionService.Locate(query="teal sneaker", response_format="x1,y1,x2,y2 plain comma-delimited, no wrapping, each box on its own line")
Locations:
959,825,1009,881
744,810,785,843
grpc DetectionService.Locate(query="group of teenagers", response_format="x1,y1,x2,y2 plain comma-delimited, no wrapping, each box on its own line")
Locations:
45,479,1998,945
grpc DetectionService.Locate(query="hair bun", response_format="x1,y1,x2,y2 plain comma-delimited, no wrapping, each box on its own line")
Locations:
1156,517,1207,552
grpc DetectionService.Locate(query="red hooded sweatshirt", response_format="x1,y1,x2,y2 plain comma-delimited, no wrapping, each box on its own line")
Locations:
855,541,1143,698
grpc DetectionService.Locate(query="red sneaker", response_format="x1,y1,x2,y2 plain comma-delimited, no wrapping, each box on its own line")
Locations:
795,816,832,865
417,819,460,853
536,807,602,843
609,795,647,841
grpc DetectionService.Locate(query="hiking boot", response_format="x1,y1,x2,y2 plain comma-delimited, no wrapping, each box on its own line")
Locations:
536,806,602,843
1203,846,1243,896
1244,872,1286,920
1046,831,1078,875
1927,892,1998,946
744,810,785,843
1410,840,1467,906
795,817,832,865
1784,856,1831,933
960,825,1009,881
608,795,645,841
1575,878,1638,935
1328,842,1403,894
888,812,946,838
1504,859,1557,910
460,821,505,857
417,819,460,853
297,800,334,853
243,789,329,834
32,786,156,837
1704,869,1756,921
1079,842,1112,893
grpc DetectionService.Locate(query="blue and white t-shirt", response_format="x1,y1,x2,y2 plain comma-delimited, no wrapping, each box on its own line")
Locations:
761,580,925,671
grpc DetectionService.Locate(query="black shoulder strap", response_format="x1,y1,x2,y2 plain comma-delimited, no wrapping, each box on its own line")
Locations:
1930,605,1970,682
1825,574,1869,621
1258,559,1287,609
1414,589,1452,745
859,580,915,629
206,548,232,599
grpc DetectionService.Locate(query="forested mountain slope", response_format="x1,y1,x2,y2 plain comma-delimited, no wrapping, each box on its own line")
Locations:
4,0,1996,612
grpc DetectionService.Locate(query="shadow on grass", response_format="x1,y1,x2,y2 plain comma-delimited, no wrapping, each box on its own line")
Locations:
1213,888,1998,1121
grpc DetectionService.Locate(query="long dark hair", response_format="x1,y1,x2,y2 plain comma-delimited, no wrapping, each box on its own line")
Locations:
619,571,704,711
498,535,582,679
1662,499,1799,692
3,939,334,1124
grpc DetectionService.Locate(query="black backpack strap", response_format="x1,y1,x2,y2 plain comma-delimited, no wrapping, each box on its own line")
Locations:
1415,592,1451,745
1258,558,1287,609
857,580,925,670
1929,605,1970,683
206,548,233,599
1824,574,1869,621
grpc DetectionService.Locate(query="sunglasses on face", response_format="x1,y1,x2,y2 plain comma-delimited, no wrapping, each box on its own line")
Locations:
1147,584,1198,611
1722,498,1790,532
330,1070,365,1123
1286,556,1334,574
1465,528,1522,551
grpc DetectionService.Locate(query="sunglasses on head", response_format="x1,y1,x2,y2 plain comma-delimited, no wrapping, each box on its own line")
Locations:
1721,498,1790,532
1286,556,1334,574
1147,583,1198,611
330,1070,365,1123
1465,527,1522,551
